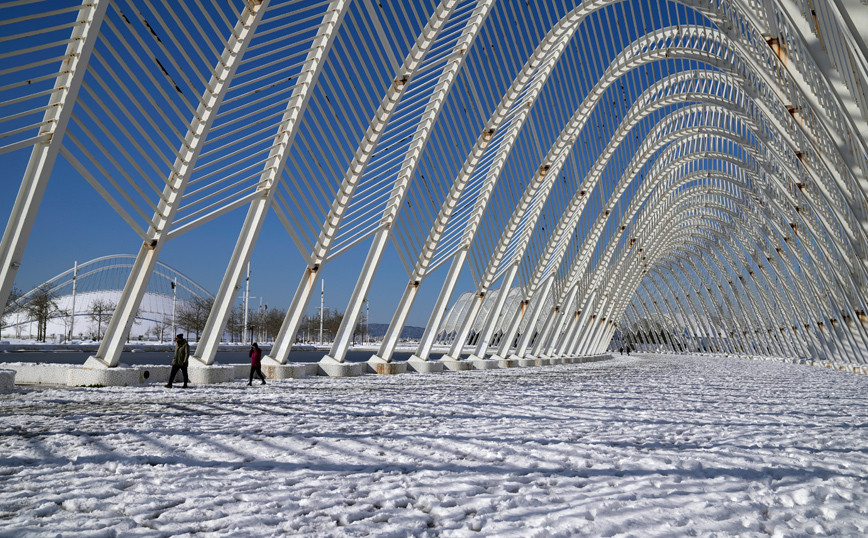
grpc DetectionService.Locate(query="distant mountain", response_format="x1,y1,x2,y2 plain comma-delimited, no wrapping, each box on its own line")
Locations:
364,323,425,340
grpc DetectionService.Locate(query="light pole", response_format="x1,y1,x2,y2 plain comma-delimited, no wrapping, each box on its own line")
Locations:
319,279,324,346
365,296,369,345
245,296,257,344
171,278,176,340
243,262,250,344
69,260,77,341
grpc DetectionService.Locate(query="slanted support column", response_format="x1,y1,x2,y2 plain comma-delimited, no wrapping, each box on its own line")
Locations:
598,322,617,354
468,263,518,360
268,0,466,368
262,266,320,365
529,306,558,358
555,308,585,357
490,299,528,361
543,285,579,357
194,0,349,366
551,311,577,357
578,314,605,355
572,311,601,356
588,319,612,355
0,0,108,317
372,281,420,363
563,314,590,357
412,249,467,362
87,1,269,368
587,319,608,355
324,0,486,367
441,289,485,362
542,284,579,356
511,277,555,359
560,292,596,356
322,228,390,364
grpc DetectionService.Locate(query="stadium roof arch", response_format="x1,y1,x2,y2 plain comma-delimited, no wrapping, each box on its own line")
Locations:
4,255,212,341
1,0,867,369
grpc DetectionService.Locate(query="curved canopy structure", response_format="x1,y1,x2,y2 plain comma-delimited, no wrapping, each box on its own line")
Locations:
1,0,867,368
4,255,212,340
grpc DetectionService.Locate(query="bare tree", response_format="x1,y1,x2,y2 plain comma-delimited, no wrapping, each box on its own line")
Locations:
298,313,317,343
225,304,244,343
264,307,286,342
295,308,347,343
324,308,343,342
58,308,73,342
88,298,116,340
246,306,273,343
1,285,22,333
353,312,367,345
176,296,214,342
25,284,61,342
152,315,174,342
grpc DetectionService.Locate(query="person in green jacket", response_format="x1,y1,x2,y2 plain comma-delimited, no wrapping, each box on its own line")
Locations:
166,333,189,388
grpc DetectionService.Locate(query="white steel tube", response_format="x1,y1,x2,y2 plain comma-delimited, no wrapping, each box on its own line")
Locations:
412,249,468,362
0,0,108,319
87,1,270,368
69,261,77,341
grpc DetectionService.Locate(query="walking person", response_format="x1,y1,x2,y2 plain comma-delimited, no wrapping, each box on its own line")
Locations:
248,342,266,386
166,333,189,388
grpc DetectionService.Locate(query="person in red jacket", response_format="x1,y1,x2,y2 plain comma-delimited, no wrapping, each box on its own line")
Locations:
248,342,266,386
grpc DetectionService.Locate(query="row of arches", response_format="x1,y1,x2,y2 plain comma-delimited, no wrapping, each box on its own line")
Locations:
1,0,866,368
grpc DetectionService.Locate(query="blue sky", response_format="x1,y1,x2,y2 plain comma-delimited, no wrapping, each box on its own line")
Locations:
0,0,473,326
2,151,472,326
1,0,744,331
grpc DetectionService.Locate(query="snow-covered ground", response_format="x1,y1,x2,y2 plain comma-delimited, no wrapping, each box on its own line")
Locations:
1,354,867,537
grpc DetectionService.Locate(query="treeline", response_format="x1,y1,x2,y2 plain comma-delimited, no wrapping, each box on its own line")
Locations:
1,284,367,344
296,308,367,343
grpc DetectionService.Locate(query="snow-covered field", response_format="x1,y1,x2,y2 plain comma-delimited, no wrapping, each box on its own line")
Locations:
1,354,867,537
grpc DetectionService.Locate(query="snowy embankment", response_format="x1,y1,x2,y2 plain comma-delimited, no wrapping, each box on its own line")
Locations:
1,354,867,537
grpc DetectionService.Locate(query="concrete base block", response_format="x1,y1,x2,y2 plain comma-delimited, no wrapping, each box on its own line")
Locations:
469,359,500,369
535,357,554,366
262,363,317,379
142,365,173,383
234,364,251,379
407,356,444,373
548,358,563,365
0,369,15,392
83,356,110,369
571,354,612,364
497,359,519,368
560,357,574,364
367,357,407,375
260,356,283,367
5,363,74,385
440,359,472,371
67,365,145,387
518,358,536,367
318,360,364,377
187,365,236,385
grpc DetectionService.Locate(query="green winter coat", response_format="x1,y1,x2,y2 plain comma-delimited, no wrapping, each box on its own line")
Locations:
173,339,190,366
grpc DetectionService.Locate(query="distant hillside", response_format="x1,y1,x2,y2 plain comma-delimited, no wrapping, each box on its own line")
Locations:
365,323,425,340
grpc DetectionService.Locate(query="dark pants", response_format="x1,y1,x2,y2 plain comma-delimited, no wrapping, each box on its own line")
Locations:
249,365,266,384
168,364,189,387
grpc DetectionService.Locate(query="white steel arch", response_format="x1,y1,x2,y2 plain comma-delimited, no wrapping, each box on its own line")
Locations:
2,0,868,372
